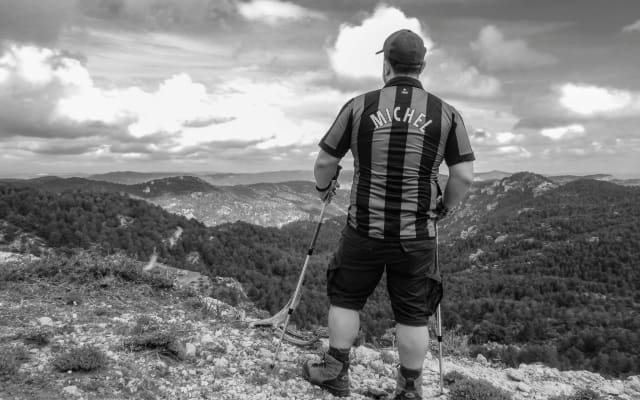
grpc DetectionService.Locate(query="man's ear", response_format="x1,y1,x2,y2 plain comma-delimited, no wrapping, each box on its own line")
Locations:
383,59,392,78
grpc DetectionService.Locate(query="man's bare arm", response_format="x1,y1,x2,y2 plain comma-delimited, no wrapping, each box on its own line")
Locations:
444,161,474,209
314,149,341,190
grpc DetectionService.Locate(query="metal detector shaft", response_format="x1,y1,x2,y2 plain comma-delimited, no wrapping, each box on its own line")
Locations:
435,223,444,395
270,199,330,369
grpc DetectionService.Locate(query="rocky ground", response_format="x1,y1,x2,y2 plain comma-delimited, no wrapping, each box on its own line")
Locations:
1,252,639,400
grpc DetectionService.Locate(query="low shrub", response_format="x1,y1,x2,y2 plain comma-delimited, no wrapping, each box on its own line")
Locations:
443,370,467,386
209,285,242,307
4,252,174,290
22,328,53,347
0,344,28,377
448,374,512,400
52,345,107,372
549,388,603,400
431,327,470,357
64,292,83,306
124,318,184,361
130,315,158,335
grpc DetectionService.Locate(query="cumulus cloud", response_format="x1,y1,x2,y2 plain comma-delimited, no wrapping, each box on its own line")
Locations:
622,19,640,33
470,129,523,146
0,44,228,141
540,124,586,140
0,43,351,164
328,5,500,97
329,5,433,80
470,25,557,71
558,83,640,117
468,128,531,163
237,0,324,25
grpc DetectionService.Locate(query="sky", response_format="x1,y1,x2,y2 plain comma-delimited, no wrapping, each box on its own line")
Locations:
0,0,639,177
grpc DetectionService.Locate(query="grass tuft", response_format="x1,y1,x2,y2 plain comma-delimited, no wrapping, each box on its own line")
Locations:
52,345,107,372
123,315,185,361
1,252,174,290
549,388,603,400
444,370,512,400
0,344,29,377
21,328,53,347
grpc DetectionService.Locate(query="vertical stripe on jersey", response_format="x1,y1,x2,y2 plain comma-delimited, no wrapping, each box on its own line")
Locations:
415,94,442,238
400,89,428,239
366,87,397,238
355,90,382,234
383,86,412,237
348,95,365,227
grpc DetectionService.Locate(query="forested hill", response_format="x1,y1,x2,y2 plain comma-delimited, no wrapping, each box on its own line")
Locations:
2,176,218,198
1,174,639,377
2,176,350,226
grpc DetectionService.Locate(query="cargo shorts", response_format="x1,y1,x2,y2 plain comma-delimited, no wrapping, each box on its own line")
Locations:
327,225,443,326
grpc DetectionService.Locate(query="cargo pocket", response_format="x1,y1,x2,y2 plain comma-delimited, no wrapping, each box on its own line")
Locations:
400,239,440,281
424,278,444,316
327,241,343,289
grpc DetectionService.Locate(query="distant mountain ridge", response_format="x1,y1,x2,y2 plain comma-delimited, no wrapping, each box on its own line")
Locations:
2,175,218,198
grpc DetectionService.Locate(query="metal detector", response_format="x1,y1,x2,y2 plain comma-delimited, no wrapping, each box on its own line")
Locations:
435,222,444,395
268,167,341,370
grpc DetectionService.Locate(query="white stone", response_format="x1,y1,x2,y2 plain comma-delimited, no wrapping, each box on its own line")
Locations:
184,343,197,358
215,357,229,369
200,333,215,344
540,382,573,395
626,375,640,392
517,383,531,392
38,317,54,327
258,348,272,359
62,386,82,397
476,354,488,364
354,345,379,363
601,383,622,395
507,369,525,382
494,234,508,243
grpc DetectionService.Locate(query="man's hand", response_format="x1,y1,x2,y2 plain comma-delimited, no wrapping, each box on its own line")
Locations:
316,165,342,202
316,179,340,202
433,197,450,220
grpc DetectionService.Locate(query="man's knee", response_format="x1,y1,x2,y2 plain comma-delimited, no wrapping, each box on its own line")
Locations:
396,323,429,352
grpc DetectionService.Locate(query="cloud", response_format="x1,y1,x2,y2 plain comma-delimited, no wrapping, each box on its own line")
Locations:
470,129,523,146
0,43,353,165
558,83,640,117
237,0,324,25
540,124,586,140
496,145,531,157
469,128,531,162
0,44,229,142
0,0,75,44
328,5,500,98
622,19,640,33
79,0,238,31
328,5,433,80
470,25,557,71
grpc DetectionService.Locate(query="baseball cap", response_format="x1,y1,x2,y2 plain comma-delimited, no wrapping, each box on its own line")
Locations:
376,29,427,65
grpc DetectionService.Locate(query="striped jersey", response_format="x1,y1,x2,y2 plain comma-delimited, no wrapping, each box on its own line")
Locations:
319,76,475,241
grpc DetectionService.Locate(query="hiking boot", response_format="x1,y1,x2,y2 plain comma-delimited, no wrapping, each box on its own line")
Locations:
393,367,423,400
301,352,350,397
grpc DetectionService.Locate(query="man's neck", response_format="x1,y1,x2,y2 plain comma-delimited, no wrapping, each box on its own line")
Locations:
385,73,421,84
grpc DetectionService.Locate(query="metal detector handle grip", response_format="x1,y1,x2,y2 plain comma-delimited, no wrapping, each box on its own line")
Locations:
327,165,342,195
318,165,342,203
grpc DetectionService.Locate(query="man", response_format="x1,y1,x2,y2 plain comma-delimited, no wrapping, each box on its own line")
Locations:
302,29,475,399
